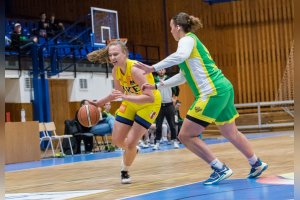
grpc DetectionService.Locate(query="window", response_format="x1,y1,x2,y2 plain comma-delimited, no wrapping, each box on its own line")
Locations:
24,77,32,90
79,79,88,90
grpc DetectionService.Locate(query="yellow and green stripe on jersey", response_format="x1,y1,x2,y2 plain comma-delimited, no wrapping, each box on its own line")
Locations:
178,32,232,98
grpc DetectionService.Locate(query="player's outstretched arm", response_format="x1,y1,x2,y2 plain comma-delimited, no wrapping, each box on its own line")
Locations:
133,62,155,75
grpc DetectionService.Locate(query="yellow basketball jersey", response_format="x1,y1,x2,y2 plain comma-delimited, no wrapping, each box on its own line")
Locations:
115,59,157,96
114,59,162,127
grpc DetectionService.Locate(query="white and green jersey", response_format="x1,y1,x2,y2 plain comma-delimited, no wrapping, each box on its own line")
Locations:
154,32,232,98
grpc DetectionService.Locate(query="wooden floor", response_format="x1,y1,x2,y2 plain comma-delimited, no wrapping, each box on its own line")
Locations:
5,134,293,200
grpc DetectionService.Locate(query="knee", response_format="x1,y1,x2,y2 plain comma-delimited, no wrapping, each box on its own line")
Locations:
127,141,137,150
222,128,239,140
178,132,189,143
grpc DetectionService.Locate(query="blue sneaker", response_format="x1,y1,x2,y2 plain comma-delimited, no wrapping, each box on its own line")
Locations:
247,158,268,178
203,165,233,185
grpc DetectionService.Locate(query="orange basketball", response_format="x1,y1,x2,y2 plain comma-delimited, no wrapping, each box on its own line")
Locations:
77,104,100,127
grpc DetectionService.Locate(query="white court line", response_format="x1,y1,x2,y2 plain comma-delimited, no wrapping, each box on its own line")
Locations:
5,190,108,200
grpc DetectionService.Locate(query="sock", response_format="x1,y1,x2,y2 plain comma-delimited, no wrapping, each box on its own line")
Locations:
209,158,224,170
248,154,258,165
121,158,130,171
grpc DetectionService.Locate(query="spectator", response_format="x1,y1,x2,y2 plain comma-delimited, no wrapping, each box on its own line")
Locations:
38,12,49,38
90,101,115,139
10,23,37,53
152,69,180,150
103,102,112,115
47,13,64,37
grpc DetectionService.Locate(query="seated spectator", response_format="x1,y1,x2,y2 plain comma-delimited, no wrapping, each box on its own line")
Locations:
10,23,37,53
47,13,64,37
90,101,115,135
38,12,49,38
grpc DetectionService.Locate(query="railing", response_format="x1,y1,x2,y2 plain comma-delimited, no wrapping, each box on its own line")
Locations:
130,44,160,65
235,100,294,129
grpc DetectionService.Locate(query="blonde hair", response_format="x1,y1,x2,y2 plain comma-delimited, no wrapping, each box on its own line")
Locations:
87,40,128,64
172,12,203,33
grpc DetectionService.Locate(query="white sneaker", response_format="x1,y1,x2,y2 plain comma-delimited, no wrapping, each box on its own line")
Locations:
152,143,160,150
139,140,145,146
141,142,149,148
173,141,179,149
139,141,148,148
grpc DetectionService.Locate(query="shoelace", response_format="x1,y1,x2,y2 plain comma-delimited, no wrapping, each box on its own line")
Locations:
209,171,219,178
121,171,130,179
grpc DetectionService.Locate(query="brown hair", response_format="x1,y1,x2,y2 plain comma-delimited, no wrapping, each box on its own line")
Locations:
172,12,203,33
87,40,128,64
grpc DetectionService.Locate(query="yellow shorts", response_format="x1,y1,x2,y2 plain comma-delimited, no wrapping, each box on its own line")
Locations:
115,93,162,129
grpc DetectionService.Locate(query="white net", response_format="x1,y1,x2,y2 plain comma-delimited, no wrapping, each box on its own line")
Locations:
276,40,294,101
273,40,294,117
91,7,119,47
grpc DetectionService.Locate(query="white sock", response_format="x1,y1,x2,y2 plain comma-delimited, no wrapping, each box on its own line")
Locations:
209,158,224,170
248,154,258,165
121,158,130,171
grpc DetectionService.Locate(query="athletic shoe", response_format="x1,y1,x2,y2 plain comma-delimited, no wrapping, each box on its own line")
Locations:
162,137,168,143
203,165,233,185
152,143,160,150
121,170,131,184
247,158,268,178
173,141,179,149
139,141,149,148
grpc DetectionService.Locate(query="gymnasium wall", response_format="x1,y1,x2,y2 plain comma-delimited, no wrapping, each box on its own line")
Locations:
5,71,115,132
5,0,294,127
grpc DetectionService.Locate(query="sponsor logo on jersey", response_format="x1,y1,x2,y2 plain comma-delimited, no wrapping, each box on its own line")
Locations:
150,111,156,119
194,106,202,112
119,104,127,113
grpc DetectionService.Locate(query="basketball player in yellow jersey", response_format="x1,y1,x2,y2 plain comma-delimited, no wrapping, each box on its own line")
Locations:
87,41,161,184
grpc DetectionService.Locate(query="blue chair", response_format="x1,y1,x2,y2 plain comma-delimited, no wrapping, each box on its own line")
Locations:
90,115,115,151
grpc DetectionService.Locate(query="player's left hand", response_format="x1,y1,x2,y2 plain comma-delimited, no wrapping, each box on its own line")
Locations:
141,83,156,91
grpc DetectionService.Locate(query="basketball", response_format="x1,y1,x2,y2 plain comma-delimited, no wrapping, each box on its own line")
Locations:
77,104,100,127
